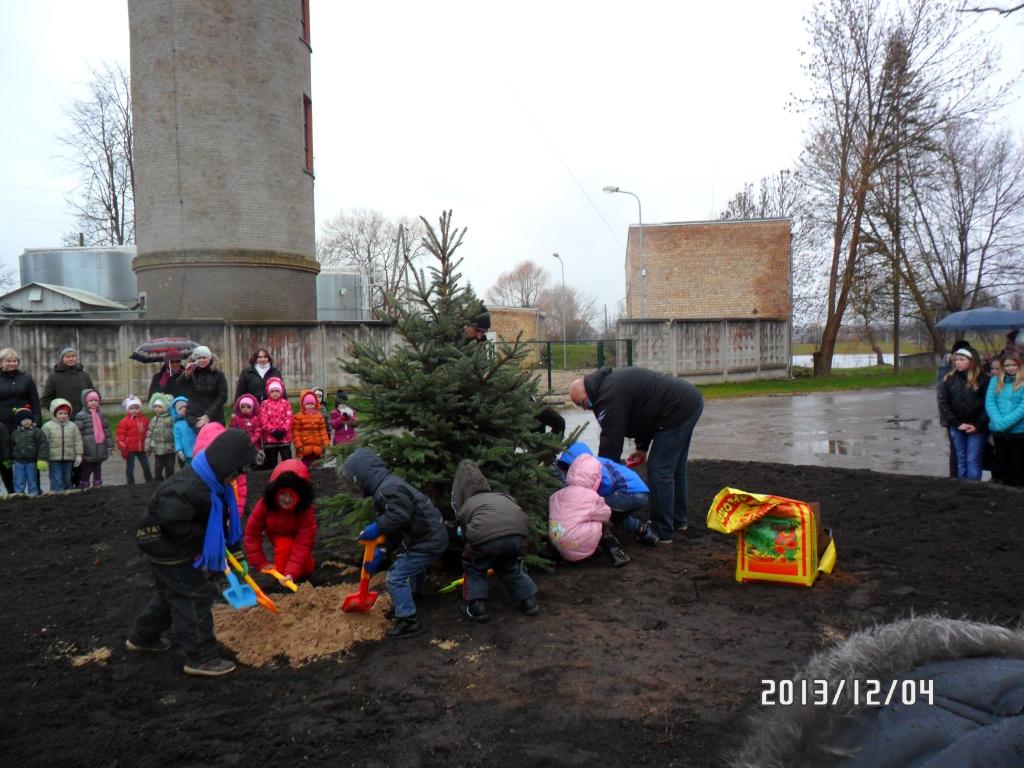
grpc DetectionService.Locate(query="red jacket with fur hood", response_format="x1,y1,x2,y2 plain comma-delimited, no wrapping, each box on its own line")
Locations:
243,459,317,578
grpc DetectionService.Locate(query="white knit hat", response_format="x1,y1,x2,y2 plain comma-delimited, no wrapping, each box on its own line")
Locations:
122,395,142,411
191,345,212,360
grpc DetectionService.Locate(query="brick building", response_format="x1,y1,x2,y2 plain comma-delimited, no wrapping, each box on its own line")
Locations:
625,218,791,321
129,0,319,321
489,306,545,367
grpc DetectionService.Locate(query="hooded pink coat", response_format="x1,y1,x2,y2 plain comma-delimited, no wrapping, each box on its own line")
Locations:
548,453,611,561
194,422,249,512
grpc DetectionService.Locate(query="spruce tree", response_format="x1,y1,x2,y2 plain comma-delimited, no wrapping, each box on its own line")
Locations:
322,211,564,560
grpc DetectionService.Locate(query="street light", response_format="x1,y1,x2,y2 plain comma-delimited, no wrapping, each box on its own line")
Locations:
603,185,644,318
553,252,567,371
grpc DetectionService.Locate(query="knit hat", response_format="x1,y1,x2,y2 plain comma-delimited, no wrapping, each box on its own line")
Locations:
301,392,317,408
237,394,258,411
266,377,284,395
335,389,348,402
469,302,491,330
14,406,34,424
59,346,78,359
122,395,142,411
149,392,171,410
191,345,212,360
953,347,974,358
204,429,258,482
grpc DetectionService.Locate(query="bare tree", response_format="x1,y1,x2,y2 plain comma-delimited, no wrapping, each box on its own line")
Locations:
960,3,1024,15
797,0,1006,375
59,62,134,246
318,208,426,314
538,286,598,341
486,260,551,307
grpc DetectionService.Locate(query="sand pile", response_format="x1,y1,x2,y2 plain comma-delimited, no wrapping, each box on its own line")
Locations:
214,582,392,667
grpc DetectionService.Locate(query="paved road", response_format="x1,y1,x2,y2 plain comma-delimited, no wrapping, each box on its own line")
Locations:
563,386,951,478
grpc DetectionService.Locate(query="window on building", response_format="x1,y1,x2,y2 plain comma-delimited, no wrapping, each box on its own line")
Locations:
303,94,314,174
300,0,310,45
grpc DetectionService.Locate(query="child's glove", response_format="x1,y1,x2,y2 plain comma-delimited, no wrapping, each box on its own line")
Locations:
2,460,11,469
363,549,387,575
357,522,380,541
36,460,48,471
73,456,82,467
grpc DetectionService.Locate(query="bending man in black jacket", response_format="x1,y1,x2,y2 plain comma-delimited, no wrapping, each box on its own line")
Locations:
569,367,703,544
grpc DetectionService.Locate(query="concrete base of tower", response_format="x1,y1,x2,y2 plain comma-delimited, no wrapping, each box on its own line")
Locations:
133,250,320,321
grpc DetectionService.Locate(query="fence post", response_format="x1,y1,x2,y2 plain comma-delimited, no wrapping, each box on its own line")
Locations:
626,339,633,367
597,339,605,368
546,341,552,391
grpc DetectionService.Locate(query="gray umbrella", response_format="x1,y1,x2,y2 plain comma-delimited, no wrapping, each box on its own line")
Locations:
935,307,1024,332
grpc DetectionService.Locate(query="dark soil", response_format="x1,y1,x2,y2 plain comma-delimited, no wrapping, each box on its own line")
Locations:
5,461,1022,767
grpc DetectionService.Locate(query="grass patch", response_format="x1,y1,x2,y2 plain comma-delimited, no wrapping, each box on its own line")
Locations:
698,366,934,399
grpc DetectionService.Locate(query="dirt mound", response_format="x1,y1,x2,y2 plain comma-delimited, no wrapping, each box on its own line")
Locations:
5,462,1023,767
214,582,392,667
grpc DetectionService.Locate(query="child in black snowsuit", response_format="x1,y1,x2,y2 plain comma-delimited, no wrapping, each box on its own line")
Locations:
341,448,448,638
451,459,539,622
129,429,256,677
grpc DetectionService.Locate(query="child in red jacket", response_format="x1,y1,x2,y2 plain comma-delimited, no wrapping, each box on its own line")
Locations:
258,377,293,471
116,395,152,484
243,458,318,582
230,394,263,465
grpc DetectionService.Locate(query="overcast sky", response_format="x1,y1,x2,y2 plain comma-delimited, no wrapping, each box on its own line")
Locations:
1,1,1021,315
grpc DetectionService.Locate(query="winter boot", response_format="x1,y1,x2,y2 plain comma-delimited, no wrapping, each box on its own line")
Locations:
601,533,631,567
183,657,236,677
461,599,490,623
520,596,540,616
92,480,103,488
387,614,422,638
636,522,660,547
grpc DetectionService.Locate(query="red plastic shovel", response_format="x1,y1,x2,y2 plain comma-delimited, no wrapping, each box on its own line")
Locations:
342,536,385,613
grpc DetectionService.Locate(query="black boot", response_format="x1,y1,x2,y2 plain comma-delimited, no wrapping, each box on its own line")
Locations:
461,599,490,623
601,533,631,567
520,596,540,616
387,614,422,638
636,522,660,547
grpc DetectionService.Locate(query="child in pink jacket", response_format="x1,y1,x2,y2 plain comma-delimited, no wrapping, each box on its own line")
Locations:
194,422,249,514
258,377,293,470
548,453,616,563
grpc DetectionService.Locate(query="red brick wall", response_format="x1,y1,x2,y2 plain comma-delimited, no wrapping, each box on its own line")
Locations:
625,219,791,320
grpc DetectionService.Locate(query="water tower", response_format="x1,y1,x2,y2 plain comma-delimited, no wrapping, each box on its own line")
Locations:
128,0,319,320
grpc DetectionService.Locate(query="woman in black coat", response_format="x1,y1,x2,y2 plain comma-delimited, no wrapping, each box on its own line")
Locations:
0,348,41,492
235,348,284,402
177,346,229,428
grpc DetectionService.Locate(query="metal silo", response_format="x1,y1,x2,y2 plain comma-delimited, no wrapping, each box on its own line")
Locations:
317,270,370,321
19,247,139,306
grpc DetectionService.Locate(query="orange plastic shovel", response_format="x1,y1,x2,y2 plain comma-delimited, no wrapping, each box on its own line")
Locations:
342,536,385,613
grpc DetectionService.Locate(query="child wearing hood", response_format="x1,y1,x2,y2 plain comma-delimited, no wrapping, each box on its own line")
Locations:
41,398,83,492
258,376,293,470
10,407,48,495
74,388,114,488
557,442,659,547
171,395,197,467
341,448,449,638
243,458,318,583
330,389,358,445
451,459,539,623
117,395,153,484
293,389,330,467
145,393,176,481
548,453,616,564
230,394,262,456
129,429,256,677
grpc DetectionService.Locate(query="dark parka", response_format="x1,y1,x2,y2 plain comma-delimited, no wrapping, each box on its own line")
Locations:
178,357,229,426
40,361,94,414
135,430,256,565
10,424,48,462
235,364,284,403
583,366,703,459
0,368,41,430
342,448,448,556
938,370,990,430
452,459,529,545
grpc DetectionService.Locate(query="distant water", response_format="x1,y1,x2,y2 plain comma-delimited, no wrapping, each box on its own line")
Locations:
792,353,895,368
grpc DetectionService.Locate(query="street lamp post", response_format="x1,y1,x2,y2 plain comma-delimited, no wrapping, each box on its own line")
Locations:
603,185,644,319
553,252,567,371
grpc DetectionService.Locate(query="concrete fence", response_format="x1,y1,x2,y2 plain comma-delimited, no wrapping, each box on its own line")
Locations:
617,318,791,382
2,318,399,406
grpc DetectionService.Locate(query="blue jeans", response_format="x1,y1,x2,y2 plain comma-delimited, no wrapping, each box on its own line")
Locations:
605,491,649,532
646,397,704,539
125,451,153,484
13,462,40,494
462,535,537,603
49,460,73,492
386,550,437,618
948,427,986,480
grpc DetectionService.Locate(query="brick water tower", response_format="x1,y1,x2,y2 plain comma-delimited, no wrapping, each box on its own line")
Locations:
128,0,319,320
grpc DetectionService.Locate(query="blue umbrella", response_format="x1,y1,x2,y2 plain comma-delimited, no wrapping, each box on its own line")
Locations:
935,307,1024,332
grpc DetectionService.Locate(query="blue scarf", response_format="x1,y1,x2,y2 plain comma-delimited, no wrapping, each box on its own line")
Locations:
191,452,242,572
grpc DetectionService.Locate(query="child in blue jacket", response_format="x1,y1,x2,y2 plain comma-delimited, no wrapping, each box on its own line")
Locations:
171,395,197,466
